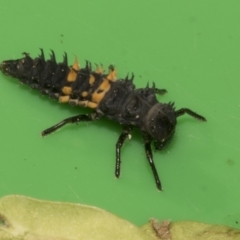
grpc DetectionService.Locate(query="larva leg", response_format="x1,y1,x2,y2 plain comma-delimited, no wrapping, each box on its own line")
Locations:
143,135,162,191
175,108,206,121
115,126,133,178
41,112,100,136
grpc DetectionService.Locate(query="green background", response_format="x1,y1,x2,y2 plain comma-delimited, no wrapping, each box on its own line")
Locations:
0,0,239,230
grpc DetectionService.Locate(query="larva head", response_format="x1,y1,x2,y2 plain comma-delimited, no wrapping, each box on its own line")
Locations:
144,102,177,150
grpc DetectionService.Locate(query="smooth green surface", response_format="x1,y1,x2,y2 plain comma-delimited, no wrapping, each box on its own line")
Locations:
0,0,239,230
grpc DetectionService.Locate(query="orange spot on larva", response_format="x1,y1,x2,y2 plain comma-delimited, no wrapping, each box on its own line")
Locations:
59,96,70,103
62,86,72,95
89,74,95,85
106,66,117,81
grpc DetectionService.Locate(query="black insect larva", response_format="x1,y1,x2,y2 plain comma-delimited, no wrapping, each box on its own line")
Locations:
0,50,206,190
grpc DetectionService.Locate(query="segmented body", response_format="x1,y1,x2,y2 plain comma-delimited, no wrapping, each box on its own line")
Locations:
0,50,206,190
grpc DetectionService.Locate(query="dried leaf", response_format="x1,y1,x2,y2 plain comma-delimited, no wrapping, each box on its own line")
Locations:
0,195,154,240
142,219,240,240
1,195,239,240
